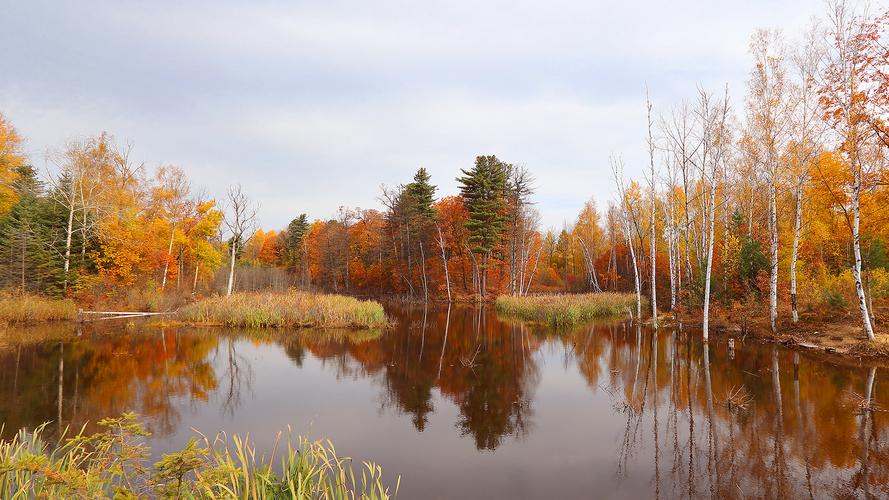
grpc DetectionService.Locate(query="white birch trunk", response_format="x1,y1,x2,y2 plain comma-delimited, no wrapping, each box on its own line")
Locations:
437,226,451,302
790,179,803,323
62,182,76,291
226,239,237,296
624,216,642,320
769,182,779,333
852,166,875,340
161,223,175,290
702,173,717,342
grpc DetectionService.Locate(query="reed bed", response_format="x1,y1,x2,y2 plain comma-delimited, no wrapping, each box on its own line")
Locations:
495,293,638,326
178,292,387,329
0,291,77,323
0,413,398,499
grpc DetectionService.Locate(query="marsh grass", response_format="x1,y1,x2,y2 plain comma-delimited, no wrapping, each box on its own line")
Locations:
0,291,77,323
0,413,398,499
495,293,638,326
178,292,388,329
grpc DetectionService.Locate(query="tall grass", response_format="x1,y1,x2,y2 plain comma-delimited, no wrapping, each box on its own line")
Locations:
495,293,638,326
0,413,398,499
178,292,388,329
0,291,77,323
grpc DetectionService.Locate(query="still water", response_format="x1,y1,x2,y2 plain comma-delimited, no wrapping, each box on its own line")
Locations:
1,305,887,498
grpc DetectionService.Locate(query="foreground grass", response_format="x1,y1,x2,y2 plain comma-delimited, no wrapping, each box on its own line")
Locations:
495,293,638,326
0,413,397,499
0,291,77,323
178,292,388,329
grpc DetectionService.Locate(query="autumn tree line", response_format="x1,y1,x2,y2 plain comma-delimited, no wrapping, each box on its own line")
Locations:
0,1,887,337
608,1,889,340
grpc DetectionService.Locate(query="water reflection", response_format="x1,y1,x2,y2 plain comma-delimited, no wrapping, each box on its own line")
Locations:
0,306,887,498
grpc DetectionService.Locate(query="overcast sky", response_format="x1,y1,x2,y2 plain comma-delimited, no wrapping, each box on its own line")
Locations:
1,0,827,229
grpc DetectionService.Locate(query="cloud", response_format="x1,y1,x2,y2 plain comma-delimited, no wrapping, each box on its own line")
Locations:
0,0,826,229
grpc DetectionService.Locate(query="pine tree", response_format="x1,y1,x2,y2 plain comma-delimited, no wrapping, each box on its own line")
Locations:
283,213,310,285
405,167,437,224
457,155,508,298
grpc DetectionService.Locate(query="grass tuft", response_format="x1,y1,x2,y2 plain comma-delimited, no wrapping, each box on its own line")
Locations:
0,291,77,323
495,293,638,326
178,291,388,329
0,412,398,499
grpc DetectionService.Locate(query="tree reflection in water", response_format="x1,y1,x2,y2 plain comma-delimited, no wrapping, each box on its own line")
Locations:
0,306,887,497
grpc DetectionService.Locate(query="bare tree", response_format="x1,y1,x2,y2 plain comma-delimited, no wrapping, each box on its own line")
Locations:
613,157,642,320
646,89,659,325
436,225,452,302
222,184,258,296
701,86,731,342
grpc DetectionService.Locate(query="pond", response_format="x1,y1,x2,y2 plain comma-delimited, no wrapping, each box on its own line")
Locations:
1,304,887,498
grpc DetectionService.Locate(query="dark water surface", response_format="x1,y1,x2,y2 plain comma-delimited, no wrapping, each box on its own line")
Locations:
1,305,887,498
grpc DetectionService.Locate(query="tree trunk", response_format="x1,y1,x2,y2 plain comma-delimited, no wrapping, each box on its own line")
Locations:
226,240,237,296
852,166,876,339
437,226,451,303
624,217,642,320
419,241,429,303
62,183,75,291
790,179,803,323
481,251,489,299
524,242,543,295
769,182,779,333
161,222,175,290
702,170,717,342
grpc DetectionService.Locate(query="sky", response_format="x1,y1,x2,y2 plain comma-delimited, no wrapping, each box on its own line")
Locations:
0,0,827,230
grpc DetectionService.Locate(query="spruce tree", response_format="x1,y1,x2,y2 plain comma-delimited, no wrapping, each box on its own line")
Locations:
457,155,508,297
0,165,65,294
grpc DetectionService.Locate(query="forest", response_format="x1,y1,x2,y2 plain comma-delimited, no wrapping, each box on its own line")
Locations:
1,2,888,344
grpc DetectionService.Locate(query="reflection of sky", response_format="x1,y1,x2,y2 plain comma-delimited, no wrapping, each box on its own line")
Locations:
153,336,642,499
2,1,824,230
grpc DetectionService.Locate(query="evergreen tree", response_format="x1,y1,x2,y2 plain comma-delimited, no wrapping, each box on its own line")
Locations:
283,213,310,283
0,165,65,294
457,155,508,297
405,167,437,225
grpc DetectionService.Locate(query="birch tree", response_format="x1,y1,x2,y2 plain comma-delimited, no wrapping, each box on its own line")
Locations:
646,90,659,325
701,87,731,342
746,29,793,333
153,165,190,290
788,28,825,323
222,184,257,296
613,157,642,320
818,0,879,339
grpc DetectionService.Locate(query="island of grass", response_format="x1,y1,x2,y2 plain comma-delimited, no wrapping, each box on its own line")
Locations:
495,293,638,326
177,291,388,329
0,292,77,324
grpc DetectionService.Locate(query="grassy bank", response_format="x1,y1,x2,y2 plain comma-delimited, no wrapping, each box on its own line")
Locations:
0,292,77,323
0,413,397,499
178,291,388,329
495,293,638,326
